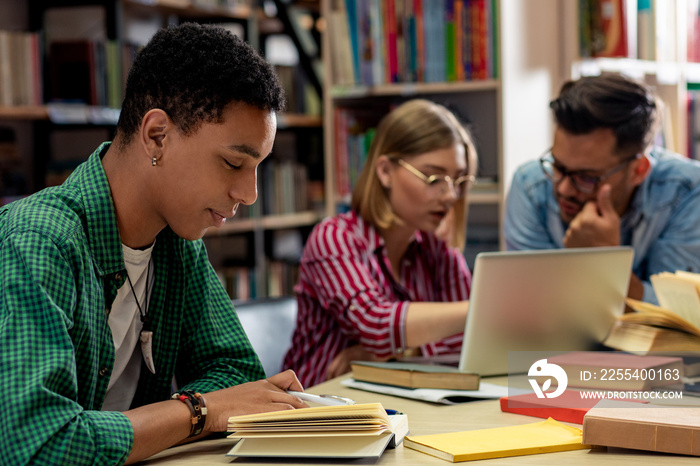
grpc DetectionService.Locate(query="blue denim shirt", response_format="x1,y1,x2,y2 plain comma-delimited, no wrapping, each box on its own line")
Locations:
504,147,700,304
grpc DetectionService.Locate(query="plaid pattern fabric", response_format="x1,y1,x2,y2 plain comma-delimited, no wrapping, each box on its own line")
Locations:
0,142,264,465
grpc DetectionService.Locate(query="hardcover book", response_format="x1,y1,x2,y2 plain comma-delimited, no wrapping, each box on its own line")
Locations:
350,360,479,390
500,390,645,424
583,399,700,456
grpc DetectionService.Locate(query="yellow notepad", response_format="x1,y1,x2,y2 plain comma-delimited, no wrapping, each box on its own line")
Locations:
403,418,589,462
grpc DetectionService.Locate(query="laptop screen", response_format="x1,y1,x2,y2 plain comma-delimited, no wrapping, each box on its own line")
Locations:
458,247,634,376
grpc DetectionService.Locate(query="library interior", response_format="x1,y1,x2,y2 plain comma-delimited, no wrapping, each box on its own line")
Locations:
2,0,700,464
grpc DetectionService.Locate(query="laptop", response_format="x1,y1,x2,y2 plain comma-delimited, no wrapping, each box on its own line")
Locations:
458,247,634,376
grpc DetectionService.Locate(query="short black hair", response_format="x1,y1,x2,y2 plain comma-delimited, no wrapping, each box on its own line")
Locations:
116,22,285,147
550,73,658,155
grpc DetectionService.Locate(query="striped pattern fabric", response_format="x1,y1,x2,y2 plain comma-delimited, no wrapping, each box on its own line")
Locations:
283,210,471,387
0,142,264,465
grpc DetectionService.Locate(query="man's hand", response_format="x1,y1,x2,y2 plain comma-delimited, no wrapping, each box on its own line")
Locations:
201,369,308,433
326,344,392,380
564,184,621,248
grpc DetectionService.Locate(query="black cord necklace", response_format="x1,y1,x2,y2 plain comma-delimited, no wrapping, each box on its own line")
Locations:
126,258,151,330
125,259,156,374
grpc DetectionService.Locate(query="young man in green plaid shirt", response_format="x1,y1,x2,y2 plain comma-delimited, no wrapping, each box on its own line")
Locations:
0,23,307,464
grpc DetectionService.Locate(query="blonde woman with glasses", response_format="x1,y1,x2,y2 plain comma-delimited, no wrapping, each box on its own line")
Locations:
283,99,478,387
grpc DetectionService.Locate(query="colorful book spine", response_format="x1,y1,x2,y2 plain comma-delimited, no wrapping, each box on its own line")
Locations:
445,0,457,82
414,0,425,81
338,0,494,85
384,0,399,82
345,0,361,84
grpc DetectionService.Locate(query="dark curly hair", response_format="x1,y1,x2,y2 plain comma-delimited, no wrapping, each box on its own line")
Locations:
116,22,285,148
549,73,658,156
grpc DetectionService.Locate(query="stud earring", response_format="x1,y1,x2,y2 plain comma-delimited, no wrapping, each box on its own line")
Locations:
152,157,157,166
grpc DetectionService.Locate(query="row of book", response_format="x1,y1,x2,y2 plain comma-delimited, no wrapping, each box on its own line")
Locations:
255,161,323,217
579,0,700,62
328,0,497,87
333,107,379,204
0,30,42,107
48,39,140,108
217,261,300,300
274,65,322,117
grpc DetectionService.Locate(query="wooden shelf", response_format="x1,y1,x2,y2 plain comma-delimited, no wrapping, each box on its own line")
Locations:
0,106,49,120
572,58,683,85
123,0,253,20
330,80,499,100
277,113,322,128
0,105,320,129
686,63,700,85
205,210,324,236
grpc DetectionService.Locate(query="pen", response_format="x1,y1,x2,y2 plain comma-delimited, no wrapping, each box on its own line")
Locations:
286,391,356,406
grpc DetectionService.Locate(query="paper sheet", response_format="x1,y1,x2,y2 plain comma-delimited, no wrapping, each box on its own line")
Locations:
341,378,529,404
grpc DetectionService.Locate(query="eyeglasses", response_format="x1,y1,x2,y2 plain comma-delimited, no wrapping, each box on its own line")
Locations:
395,158,475,199
539,151,641,194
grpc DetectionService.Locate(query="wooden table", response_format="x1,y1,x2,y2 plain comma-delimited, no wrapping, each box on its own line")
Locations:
139,375,700,465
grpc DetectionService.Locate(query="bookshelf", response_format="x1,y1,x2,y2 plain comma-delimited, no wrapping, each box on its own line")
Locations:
321,0,566,259
567,0,700,159
0,0,325,299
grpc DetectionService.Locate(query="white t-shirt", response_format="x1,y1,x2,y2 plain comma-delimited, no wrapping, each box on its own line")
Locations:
102,243,155,412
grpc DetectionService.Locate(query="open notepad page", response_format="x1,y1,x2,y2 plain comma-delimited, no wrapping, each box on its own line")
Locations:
650,272,700,329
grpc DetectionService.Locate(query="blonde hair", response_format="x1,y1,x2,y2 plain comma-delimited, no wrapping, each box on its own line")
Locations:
351,99,478,251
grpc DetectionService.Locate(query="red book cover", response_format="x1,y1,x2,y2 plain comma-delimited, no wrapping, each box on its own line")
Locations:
414,0,424,82
500,390,644,424
471,0,486,80
591,0,628,58
30,33,43,105
454,0,464,81
333,108,351,201
384,0,398,83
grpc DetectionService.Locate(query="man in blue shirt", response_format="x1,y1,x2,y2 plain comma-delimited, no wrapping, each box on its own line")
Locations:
504,73,700,304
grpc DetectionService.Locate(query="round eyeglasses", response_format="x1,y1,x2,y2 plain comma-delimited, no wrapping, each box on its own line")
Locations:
394,158,475,199
539,151,641,194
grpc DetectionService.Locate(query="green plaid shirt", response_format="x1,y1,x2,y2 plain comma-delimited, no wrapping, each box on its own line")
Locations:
0,142,264,465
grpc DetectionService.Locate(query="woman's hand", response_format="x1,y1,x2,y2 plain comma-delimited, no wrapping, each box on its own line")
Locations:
326,345,393,380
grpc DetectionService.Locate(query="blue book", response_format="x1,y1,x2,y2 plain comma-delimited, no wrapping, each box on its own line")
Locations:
345,0,361,84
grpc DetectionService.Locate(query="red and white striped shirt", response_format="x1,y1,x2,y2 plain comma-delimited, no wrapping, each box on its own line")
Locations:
283,210,471,387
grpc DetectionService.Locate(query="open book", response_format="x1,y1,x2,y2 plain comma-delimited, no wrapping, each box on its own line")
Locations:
604,270,700,353
226,403,408,459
